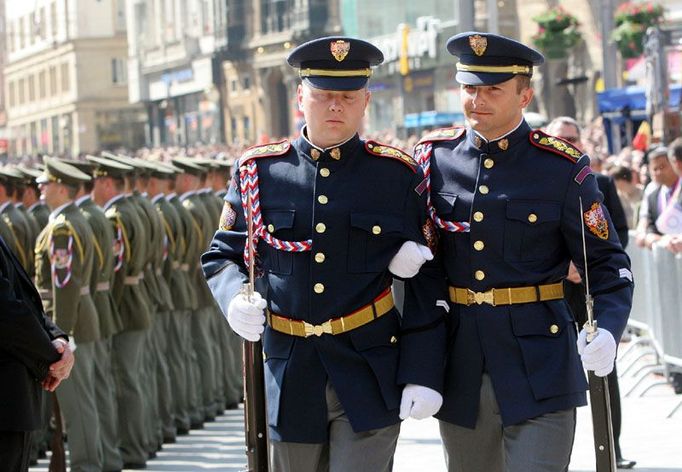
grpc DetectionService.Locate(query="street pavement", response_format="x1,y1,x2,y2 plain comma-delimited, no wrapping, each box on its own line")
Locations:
31,337,682,471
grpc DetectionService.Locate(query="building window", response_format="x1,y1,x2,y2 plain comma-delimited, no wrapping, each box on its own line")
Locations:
39,7,47,40
18,79,25,105
7,24,14,53
51,2,58,38
243,116,250,139
39,71,47,99
19,17,25,49
49,66,57,96
29,13,37,45
243,75,251,90
61,63,70,93
112,58,127,84
230,79,238,94
28,75,36,102
8,82,15,108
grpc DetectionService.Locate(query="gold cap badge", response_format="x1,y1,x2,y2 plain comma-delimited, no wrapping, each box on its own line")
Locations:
469,34,487,56
330,40,351,62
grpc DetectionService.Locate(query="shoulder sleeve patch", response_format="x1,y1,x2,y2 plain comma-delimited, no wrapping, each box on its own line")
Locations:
417,126,466,146
239,139,291,165
529,130,583,163
365,140,417,172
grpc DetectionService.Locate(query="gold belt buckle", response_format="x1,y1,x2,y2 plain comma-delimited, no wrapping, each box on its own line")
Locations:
467,288,496,306
304,320,333,337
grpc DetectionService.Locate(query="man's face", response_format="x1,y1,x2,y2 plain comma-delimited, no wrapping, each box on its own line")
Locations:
39,181,61,210
547,122,584,152
92,177,113,206
460,77,533,140
297,82,370,149
668,155,682,177
649,155,677,186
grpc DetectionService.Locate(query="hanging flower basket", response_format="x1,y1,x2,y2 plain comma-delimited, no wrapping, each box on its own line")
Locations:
611,2,665,59
532,6,582,60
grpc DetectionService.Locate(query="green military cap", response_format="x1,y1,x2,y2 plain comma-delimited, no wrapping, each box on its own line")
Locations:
86,155,134,178
16,166,43,185
145,161,178,179
58,158,95,176
172,157,206,176
36,157,91,186
193,158,220,171
100,152,150,176
0,166,25,183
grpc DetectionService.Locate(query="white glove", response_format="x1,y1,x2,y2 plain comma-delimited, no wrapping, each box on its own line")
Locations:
399,384,443,420
389,241,433,278
577,327,617,377
227,292,267,342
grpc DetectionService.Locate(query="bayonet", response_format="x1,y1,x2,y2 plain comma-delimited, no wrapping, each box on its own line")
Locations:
579,197,617,472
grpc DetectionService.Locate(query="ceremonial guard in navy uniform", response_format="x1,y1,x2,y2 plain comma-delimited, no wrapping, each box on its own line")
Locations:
202,37,444,471
34,158,102,472
88,155,152,469
407,33,633,472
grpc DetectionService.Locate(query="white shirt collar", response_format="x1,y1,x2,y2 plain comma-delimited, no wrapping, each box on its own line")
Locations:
165,192,177,201
75,195,90,206
180,190,195,201
48,202,72,222
27,202,41,212
151,193,165,203
0,201,11,214
103,194,125,211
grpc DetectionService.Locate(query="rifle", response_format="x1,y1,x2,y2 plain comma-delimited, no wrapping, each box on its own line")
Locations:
48,393,66,472
579,197,617,472
241,192,269,471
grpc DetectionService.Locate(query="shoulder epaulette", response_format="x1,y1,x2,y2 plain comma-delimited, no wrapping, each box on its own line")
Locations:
365,141,417,172
529,130,583,163
417,126,466,146
238,139,291,165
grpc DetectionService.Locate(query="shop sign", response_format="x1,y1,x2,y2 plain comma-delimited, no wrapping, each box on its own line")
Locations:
373,17,440,72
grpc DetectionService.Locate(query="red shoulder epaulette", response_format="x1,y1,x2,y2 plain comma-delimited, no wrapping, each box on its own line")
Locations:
365,140,417,172
417,126,466,146
529,130,583,163
238,139,291,166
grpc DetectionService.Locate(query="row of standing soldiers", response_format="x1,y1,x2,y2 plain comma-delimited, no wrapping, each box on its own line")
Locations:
0,153,241,471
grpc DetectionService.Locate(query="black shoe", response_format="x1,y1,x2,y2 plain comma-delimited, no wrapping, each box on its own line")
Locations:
163,435,176,444
29,459,38,466
190,421,204,430
616,457,636,469
177,427,189,436
148,451,157,459
122,462,146,469
225,401,239,410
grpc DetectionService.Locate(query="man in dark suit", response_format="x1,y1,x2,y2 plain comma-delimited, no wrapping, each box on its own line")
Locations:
0,233,74,472
636,147,679,249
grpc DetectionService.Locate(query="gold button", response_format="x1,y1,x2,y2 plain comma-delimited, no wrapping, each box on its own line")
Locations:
475,270,485,281
318,195,328,204
473,211,484,222
528,213,538,223
314,283,325,294
479,185,489,195
390,336,398,344
267,224,275,233
372,225,382,235
474,240,485,251
314,252,326,263
316,223,326,233
320,168,330,177
550,324,559,334
484,158,494,169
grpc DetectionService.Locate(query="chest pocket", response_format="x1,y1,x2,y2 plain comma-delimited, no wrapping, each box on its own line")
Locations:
348,212,404,273
504,200,562,262
432,192,458,220
262,210,295,275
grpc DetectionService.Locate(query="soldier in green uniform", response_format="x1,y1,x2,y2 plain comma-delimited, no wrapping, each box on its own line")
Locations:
61,158,126,472
88,155,152,469
10,172,41,255
34,158,102,472
104,153,175,452
17,166,50,229
0,168,33,275
166,161,205,428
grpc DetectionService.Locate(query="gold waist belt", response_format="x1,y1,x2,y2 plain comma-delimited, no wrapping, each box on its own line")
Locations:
449,282,564,307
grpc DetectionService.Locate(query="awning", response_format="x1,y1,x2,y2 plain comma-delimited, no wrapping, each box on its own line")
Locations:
597,84,682,123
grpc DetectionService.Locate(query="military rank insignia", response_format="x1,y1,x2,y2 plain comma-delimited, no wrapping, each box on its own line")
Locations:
219,202,237,231
422,219,438,254
530,130,582,163
583,202,609,240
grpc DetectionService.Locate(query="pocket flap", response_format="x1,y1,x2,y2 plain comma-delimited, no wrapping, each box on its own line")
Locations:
433,192,457,215
263,209,295,231
506,200,561,224
509,302,567,337
349,310,400,351
350,212,403,235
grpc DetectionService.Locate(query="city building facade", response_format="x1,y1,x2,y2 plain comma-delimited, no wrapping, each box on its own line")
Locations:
4,0,144,157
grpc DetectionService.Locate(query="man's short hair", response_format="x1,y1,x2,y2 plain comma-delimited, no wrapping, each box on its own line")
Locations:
647,146,668,162
546,116,581,134
668,137,682,163
515,75,531,93
610,165,633,182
